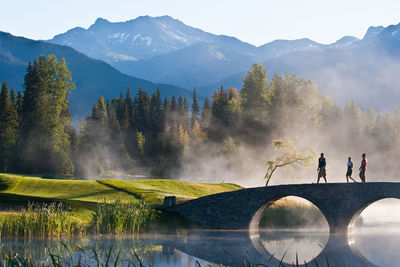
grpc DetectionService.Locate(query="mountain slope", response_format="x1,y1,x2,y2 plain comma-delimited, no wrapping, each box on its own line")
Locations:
114,41,257,89
49,16,220,63
0,31,194,118
200,23,400,112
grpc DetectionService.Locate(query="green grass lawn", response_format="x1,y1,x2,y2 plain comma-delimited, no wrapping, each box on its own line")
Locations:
98,179,241,204
0,173,242,207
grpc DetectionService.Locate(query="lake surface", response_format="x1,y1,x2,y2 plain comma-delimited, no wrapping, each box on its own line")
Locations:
1,224,399,267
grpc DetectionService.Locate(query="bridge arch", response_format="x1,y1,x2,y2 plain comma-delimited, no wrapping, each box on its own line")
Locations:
249,195,329,261
347,197,400,266
348,196,400,236
249,195,329,239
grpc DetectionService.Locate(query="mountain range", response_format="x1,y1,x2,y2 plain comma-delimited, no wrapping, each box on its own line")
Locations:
49,16,350,90
1,15,400,115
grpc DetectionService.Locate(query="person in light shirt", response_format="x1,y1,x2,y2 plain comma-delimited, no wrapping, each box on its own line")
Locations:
346,157,356,182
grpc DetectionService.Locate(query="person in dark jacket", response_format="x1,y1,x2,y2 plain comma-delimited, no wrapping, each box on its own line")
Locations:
317,153,327,183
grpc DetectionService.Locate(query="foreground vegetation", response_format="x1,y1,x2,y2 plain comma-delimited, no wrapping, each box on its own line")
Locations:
0,173,242,238
0,200,157,239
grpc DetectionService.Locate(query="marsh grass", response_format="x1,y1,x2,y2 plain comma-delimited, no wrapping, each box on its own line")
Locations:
0,202,85,239
94,200,159,234
0,199,159,239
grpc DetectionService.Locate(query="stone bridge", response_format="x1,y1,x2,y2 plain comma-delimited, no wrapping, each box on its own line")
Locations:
167,183,400,236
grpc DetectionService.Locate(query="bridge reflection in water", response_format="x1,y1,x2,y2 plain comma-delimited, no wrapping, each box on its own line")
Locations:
161,230,376,267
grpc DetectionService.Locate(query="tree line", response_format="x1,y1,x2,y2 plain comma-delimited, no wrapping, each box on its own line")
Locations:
1,55,400,179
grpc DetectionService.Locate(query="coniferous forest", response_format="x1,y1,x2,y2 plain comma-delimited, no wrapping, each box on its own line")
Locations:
1,54,400,181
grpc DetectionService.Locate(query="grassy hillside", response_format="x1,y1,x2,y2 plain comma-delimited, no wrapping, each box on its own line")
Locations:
0,174,242,207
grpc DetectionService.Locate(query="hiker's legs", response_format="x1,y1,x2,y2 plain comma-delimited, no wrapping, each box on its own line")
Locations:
323,175,327,183
346,176,349,183
360,170,366,183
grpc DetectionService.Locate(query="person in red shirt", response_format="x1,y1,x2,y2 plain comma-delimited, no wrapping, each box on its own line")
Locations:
359,153,367,183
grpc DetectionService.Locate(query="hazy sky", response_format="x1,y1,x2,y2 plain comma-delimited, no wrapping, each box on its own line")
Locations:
2,0,400,46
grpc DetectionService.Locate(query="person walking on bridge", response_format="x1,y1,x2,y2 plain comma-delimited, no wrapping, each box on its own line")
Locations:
317,153,327,183
346,157,356,182
359,153,367,183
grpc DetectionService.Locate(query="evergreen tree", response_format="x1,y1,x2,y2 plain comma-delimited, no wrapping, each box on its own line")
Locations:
183,97,190,130
168,95,178,125
177,96,190,129
191,88,200,127
170,95,178,112
200,97,211,129
16,90,23,122
134,87,150,133
92,96,108,126
114,93,126,127
124,88,134,127
148,88,164,139
107,100,120,134
211,86,229,126
10,88,16,105
125,88,133,110
163,97,170,120
0,81,18,171
20,55,75,175
178,96,184,117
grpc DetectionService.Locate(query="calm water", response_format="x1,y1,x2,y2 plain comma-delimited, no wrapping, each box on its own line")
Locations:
1,225,399,267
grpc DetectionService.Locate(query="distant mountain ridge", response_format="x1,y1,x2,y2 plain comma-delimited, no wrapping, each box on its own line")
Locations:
0,31,194,118
49,16,360,90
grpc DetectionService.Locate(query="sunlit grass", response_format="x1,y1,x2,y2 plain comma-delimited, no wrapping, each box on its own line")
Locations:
98,179,242,204
0,174,242,206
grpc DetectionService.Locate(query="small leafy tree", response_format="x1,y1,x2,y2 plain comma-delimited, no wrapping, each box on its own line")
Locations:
137,131,145,154
265,139,315,186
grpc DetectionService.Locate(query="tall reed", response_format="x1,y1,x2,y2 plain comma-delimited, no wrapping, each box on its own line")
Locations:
0,200,158,239
0,202,84,239
94,200,158,234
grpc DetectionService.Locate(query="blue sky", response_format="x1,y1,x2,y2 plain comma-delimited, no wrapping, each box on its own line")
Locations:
2,0,400,46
